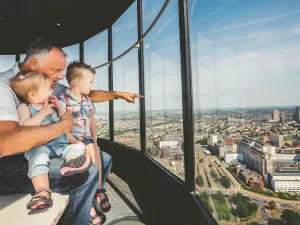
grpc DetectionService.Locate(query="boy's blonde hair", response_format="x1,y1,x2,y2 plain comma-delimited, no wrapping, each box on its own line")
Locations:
66,61,95,84
10,70,52,102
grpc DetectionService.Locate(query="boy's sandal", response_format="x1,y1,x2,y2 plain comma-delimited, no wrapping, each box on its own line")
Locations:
60,154,92,176
26,187,53,210
93,188,111,213
89,212,106,225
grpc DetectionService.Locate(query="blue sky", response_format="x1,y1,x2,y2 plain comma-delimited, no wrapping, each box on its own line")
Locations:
190,0,300,109
1,0,300,110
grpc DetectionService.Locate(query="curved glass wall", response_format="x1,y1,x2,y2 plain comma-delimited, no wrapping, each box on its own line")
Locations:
144,0,184,180
190,0,300,223
0,55,15,72
85,31,109,139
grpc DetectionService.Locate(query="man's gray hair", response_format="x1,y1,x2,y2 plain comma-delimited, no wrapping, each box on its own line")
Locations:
23,37,67,63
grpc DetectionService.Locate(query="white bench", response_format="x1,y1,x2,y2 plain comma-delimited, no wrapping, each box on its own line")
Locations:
0,193,69,225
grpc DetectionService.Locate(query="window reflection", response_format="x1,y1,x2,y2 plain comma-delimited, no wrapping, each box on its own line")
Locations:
144,0,184,180
113,50,140,149
0,55,15,72
112,1,137,58
84,31,108,67
143,0,166,33
190,0,300,223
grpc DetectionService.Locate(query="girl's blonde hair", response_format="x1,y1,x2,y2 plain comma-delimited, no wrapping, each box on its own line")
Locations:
10,70,52,103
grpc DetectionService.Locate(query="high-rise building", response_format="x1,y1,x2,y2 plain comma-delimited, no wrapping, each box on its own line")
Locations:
209,134,218,147
280,112,285,123
272,109,280,122
237,137,274,183
295,106,300,123
269,133,284,147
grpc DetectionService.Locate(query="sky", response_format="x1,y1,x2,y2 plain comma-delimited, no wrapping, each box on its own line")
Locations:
1,0,300,110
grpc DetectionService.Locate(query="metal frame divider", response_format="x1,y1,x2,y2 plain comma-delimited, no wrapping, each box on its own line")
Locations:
79,42,84,62
137,0,146,153
108,26,114,142
178,0,195,192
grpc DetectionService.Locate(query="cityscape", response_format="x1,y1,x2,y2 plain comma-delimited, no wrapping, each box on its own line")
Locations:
95,106,300,224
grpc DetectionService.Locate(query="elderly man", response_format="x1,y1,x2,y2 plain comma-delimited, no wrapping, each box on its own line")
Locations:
0,38,142,225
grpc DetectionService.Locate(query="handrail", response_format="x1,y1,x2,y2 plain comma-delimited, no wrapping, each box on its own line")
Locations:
93,0,170,69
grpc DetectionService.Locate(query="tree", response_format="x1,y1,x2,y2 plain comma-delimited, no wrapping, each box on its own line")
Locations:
221,176,231,188
211,169,218,179
213,191,226,204
199,192,213,213
196,175,204,187
281,209,300,225
236,204,250,218
248,202,258,214
269,201,277,210
199,158,204,163
197,138,207,145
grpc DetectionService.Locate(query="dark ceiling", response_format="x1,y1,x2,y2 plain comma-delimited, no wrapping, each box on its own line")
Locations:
0,0,135,54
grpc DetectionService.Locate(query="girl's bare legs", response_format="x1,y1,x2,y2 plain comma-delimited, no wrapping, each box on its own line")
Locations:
31,174,50,208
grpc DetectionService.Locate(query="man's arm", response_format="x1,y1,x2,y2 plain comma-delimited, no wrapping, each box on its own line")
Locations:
0,111,73,156
88,90,144,103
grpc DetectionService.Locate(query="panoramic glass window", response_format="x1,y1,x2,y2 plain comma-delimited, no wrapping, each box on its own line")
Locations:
144,0,184,180
113,50,140,149
142,0,166,32
60,44,80,86
84,31,109,139
190,0,300,223
0,55,15,72
112,1,137,58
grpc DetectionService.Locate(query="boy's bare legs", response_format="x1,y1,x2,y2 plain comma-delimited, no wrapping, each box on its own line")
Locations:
86,144,107,224
86,144,103,189
86,144,110,208
31,174,50,208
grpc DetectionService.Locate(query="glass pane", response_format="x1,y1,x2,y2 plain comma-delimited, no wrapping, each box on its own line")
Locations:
190,0,300,223
20,54,26,62
60,44,80,86
112,1,137,57
0,55,15,72
144,0,184,180
84,31,109,139
143,0,166,33
94,67,109,139
113,50,140,149
84,30,108,67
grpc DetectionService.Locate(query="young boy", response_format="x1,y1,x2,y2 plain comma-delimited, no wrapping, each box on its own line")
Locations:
58,61,110,223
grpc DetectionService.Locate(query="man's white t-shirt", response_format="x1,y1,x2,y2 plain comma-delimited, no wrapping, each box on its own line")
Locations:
0,62,68,158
